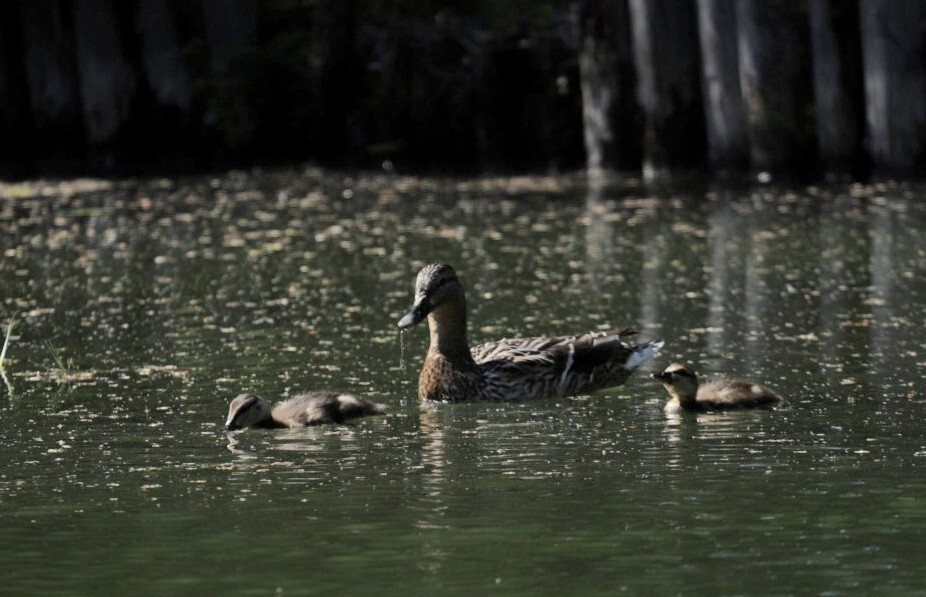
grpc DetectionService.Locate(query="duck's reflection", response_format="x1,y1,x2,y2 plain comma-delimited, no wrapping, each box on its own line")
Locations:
418,405,449,519
415,404,452,577
224,430,244,454
657,406,784,474
221,425,352,478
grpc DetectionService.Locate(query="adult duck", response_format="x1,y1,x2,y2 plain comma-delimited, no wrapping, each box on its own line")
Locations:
652,363,783,414
224,392,386,430
397,263,663,401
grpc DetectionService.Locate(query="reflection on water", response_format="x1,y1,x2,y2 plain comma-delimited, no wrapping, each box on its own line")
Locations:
416,407,451,580
0,171,925,594
419,406,448,502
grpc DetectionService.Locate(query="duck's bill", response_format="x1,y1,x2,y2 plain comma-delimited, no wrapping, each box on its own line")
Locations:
397,296,429,329
651,371,669,382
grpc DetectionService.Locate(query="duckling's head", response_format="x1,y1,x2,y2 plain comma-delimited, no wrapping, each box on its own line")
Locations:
397,263,463,329
651,363,699,402
225,393,272,431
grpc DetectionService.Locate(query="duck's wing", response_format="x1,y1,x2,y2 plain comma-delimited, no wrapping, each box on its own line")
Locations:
471,328,660,399
472,328,637,360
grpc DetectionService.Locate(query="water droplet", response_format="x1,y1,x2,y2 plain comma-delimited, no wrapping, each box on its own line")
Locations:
398,329,406,371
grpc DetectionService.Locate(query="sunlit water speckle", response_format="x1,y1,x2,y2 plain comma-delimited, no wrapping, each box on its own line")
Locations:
0,170,924,594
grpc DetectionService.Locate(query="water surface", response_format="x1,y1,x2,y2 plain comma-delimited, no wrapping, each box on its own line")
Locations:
0,170,924,595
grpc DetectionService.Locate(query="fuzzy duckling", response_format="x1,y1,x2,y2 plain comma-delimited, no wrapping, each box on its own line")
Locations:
397,263,663,401
652,363,783,414
224,392,386,431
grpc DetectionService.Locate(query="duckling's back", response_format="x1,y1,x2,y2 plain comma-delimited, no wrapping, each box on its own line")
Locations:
273,392,386,426
698,379,783,409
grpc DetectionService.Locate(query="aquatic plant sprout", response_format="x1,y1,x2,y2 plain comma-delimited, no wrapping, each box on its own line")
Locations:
0,313,16,370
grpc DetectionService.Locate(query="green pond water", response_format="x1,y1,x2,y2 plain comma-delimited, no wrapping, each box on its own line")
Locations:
0,168,924,595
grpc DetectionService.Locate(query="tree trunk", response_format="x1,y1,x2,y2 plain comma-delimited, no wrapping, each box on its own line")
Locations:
18,0,82,152
577,0,640,174
627,0,705,180
136,0,193,114
0,2,33,177
736,0,813,175
314,0,359,162
71,0,135,146
200,0,258,149
859,0,926,174
809,0,864,176
696,0,748,173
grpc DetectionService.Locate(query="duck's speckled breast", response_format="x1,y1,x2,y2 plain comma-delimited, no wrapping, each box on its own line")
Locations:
419,349,485,401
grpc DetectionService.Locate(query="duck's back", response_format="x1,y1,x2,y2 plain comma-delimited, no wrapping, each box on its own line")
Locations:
471,329,660,400
333,393,387,420
697,380,782,409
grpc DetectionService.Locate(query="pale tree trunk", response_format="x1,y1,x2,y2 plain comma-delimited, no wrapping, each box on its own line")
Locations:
696,0,748,173
136,0,194,115
736,0,813,175
200,0,258,148
71,0,135,146
859,0,926,174
627,0,705,180
577,0,640,174
18,0,82,145
809,0,864,176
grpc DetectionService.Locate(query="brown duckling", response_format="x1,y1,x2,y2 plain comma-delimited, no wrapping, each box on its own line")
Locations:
224,392,386,431
652,363,783,414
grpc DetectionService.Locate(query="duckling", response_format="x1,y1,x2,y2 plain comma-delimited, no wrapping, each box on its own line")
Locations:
397,263,663,401
224,392,386,430
652,363,783,414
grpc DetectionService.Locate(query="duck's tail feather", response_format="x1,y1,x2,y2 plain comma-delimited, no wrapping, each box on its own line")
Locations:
623,340,664,370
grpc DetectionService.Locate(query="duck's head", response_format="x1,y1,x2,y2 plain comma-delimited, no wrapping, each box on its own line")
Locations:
397,263,463,329
651,363,699,396
225,393,271,431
